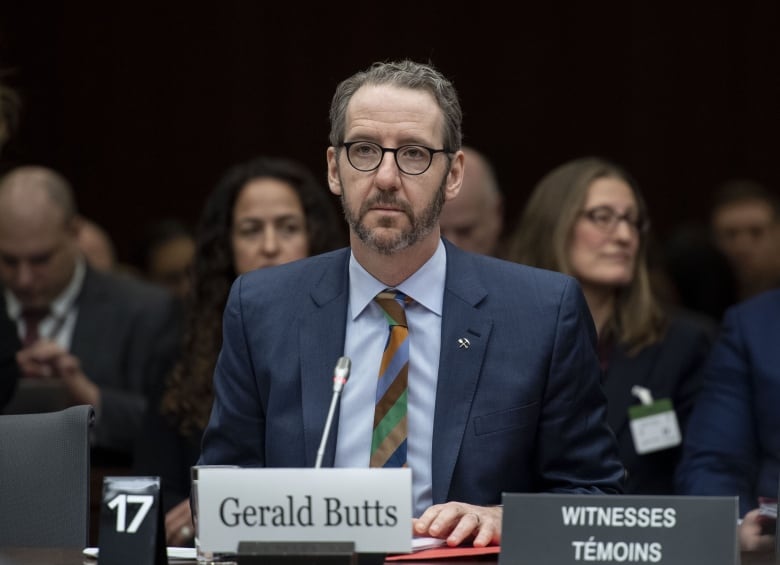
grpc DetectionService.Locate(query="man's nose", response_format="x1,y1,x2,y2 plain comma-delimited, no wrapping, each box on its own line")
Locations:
14,262,35,288
374,151,401,188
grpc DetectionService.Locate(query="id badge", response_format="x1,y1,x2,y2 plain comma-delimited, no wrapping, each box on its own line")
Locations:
628,398,681,454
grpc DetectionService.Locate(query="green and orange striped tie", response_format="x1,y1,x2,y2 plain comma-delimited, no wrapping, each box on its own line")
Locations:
370,289,411,468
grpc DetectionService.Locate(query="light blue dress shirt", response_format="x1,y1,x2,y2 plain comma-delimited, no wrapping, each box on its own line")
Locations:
335,239,445,517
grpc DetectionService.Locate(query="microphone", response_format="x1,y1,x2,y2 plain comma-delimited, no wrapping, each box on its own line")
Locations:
314,356,351,469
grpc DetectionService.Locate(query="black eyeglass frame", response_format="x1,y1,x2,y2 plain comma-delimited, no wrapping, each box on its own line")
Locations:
341,141,450,176
580,206,651,234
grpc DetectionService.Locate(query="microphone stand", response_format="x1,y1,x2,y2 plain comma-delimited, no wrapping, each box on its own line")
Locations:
315,356,351,469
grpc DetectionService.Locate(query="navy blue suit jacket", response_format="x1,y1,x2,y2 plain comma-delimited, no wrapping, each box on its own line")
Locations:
676,288,780,516
199,241,624,504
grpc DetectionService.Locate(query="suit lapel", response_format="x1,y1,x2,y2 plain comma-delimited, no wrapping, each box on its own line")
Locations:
299,251,350,467
295,244,495,490
431,243,493,503
69,268,106,359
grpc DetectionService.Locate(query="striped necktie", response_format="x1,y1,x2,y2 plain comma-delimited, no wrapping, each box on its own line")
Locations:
370,289,411,468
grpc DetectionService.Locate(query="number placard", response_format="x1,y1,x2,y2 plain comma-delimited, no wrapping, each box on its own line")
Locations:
98,476,166,565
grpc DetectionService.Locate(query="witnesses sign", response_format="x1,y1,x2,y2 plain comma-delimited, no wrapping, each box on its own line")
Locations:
500,493,739,565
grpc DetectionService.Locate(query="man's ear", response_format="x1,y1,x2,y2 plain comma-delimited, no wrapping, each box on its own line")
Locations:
444,150,465,203
327,147,342,196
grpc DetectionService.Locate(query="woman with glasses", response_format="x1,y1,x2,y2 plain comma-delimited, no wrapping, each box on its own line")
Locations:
505,156,715,495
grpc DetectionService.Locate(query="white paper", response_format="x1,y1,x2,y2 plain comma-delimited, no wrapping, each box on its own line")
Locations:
412,536,447,551
83,547,197,560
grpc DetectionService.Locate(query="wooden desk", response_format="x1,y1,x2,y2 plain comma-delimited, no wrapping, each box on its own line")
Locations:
0,547,775,564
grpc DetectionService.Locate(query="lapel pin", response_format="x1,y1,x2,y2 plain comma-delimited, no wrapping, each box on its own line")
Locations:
457,337,470,349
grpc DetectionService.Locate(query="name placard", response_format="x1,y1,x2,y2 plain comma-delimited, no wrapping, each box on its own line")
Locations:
196,467,412,555
500,493,739,565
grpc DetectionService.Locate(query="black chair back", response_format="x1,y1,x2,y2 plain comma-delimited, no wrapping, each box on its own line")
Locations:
0,404,94,547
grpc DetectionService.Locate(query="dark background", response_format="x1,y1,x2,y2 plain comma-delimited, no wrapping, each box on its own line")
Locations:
1,3,778,266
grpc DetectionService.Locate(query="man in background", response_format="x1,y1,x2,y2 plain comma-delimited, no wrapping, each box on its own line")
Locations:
0,81,20,160
0,165,181,467
77,217,118,272
676,287,780,554
710,179,780,301
0,306,20,410
0,80,22,409
134,218,196,301
439,145,504,256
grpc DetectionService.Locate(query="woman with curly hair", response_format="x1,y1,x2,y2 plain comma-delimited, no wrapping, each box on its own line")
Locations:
133,155,346,545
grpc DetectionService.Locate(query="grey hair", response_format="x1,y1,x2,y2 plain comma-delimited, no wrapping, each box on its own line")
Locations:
328,60,462,152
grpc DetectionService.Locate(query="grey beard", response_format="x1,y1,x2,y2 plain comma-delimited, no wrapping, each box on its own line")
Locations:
340,177,446,255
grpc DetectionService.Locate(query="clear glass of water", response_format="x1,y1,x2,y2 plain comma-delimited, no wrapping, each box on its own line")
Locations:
191,465,238,564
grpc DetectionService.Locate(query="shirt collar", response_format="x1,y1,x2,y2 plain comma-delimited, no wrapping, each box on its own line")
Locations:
5,257,86,320
348,238,446,320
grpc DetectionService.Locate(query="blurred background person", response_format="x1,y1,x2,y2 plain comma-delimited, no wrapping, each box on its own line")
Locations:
76,216,118,272
0,77,21,174
506,156,714,495
658,222,738,323
0,165,183,543
0,81,20,150
133,155,346,546
710,179,780,302
0,165,181,463
677,286,780,553
0,163,184,543
439,145,504,256
134,218,196,302
0,78,22,409
0,307,20,410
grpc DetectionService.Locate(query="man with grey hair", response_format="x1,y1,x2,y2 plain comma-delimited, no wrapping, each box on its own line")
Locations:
0,165,181,466
199,60,622,547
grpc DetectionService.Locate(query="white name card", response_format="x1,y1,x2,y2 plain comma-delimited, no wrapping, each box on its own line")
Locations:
196,467,412,554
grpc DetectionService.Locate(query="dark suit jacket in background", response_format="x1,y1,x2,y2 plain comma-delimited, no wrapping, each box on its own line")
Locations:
200,241,624,504
602,313,715,494
0,310,20,410
676,288,780,516
2,266,182,464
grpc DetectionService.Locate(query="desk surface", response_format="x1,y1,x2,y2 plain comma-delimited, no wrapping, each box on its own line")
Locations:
0,548,775,565
0,547,496,565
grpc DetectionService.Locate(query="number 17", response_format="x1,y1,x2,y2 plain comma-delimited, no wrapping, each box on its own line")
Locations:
107,494,154,533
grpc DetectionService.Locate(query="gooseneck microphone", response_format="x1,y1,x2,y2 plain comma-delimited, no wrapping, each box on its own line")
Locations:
314,356,351,469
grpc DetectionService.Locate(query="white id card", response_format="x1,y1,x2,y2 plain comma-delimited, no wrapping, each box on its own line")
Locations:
628,398,682,454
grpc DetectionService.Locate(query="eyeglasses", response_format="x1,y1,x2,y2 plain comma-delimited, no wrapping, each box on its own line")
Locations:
580,205,650,234
341,141,449,175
